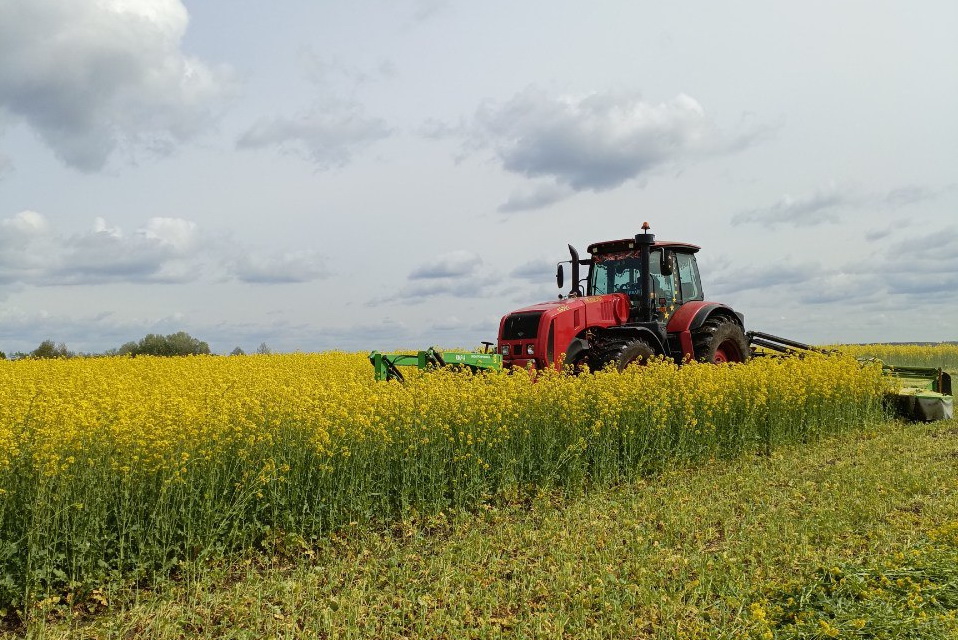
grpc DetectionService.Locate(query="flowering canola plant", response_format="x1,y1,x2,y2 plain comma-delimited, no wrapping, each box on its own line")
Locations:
827,343,958,372
0,351,886,606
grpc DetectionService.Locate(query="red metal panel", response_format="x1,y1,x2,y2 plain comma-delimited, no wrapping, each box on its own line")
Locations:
665,300,713,333
499,294,631,370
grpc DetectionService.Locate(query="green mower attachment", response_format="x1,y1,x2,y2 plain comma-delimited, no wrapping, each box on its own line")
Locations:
747,332,953,422
369,347,503,382
881,365,953,422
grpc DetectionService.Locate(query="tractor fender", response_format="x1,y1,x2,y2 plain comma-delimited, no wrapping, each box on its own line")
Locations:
667,302,744,360
593,326,667,356
563,337,590,366
667,302,743,333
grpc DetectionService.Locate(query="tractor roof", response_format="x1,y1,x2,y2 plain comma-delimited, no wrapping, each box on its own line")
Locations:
587,238,700,254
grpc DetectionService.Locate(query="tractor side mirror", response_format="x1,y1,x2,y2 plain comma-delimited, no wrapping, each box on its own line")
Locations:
660,251,674,276
556,263,564,289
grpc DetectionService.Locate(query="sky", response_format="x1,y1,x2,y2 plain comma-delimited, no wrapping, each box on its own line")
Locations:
0,0,956,355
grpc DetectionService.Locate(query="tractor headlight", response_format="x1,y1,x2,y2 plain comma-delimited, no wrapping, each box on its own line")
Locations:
501,345,510,356
526,344,535,355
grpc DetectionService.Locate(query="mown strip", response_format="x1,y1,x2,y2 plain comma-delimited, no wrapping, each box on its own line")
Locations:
16,418,958,639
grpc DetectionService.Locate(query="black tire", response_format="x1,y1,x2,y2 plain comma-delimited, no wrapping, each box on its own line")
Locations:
590,338,656,372
565,352,589,375
693,316,749,363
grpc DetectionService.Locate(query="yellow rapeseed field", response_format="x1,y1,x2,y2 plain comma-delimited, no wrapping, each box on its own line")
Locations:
0,351,888,608
829,343,958,372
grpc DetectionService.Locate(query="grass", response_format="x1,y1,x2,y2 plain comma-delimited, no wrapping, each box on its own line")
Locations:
13,416,958,639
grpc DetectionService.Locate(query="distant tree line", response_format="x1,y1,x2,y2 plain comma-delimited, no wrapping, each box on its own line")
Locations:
0,334,278,360
0,332,265,360
113,331,210,357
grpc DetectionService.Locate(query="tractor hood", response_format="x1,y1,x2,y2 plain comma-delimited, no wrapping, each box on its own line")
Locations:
503,294,630,321
498,294,631,368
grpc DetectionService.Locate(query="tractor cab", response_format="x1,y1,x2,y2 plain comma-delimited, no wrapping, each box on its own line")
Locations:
584,240,704,324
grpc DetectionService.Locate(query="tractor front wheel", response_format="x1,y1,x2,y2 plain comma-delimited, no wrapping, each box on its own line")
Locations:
591,338,656,372
693,316,749,364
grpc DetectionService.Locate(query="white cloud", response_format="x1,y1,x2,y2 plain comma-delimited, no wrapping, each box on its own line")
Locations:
236,103,392,169
0,211,332,287
0,0,233,171
1,210,50,237
708,261,826,297
54,216,203,284
498,183,575,213
231,250,330,284
509,258,556,283
731,183,956,229
473,88,756,195
732,187,851,228
409,250,483,279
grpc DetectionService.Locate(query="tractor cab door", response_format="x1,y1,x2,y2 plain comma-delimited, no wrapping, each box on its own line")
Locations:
652,250,704,321
671,251,704,304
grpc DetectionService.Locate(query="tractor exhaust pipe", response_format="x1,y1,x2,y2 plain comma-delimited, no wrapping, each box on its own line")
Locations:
634,222,654,322
568,244,581,297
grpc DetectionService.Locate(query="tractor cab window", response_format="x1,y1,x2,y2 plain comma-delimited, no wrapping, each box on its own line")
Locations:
674,252,704,302
590,249,676,304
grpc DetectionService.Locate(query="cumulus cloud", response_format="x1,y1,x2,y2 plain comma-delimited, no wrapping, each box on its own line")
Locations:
732,187,850,228
237,103,392,169
374,252,498,304
472,88,757,198
0,211,205,285
732,182,956,230
509,258,556,283
498,183,574,213
409,251,482,279
1,210,50,237
883,184,952,208
394,278,489,300
231,250,329,284
877,226,958,297
0,211,331,287
708,261,826,297
0,0,233,171
0,211,338,286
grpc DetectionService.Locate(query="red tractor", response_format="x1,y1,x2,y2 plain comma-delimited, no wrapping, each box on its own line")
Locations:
496,222,750,371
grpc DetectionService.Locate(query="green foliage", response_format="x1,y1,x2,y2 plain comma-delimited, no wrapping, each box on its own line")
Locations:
229,346,245,356
118,331,211,357
29,339,71,359
14,419,958,638
760,542,958,639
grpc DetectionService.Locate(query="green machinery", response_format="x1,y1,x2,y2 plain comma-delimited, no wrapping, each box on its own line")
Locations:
369,347,502,382
881,364,953,422
748,332,953,421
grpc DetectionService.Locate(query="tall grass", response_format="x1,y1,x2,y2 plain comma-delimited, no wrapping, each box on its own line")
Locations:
0,352,886,614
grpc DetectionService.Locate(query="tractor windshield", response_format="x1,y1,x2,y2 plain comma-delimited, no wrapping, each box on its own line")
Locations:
590,249,675,301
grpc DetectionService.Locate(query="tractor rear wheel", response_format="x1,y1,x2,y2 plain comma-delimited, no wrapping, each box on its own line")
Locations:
591,338,656,372
693,316,749,363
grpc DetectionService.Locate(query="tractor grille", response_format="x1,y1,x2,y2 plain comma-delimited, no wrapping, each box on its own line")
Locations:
501,311,543,340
